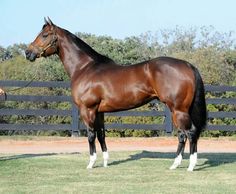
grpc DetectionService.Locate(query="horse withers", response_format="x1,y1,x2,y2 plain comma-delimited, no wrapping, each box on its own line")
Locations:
25,18,207,171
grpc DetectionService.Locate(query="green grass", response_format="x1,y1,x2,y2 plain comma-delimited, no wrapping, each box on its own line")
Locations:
0,151,235,194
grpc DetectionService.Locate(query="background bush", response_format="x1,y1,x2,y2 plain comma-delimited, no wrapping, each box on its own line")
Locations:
0,26,235,137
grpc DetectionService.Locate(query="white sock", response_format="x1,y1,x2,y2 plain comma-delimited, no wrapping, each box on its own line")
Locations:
87,153,97,169
103,151,109,167
187,152,197,171
170,154,182,170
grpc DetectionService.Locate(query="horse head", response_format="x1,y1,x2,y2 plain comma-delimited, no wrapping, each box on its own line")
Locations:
25,17,58,61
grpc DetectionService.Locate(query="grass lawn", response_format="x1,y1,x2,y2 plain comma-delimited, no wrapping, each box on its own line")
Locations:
0,151,235,194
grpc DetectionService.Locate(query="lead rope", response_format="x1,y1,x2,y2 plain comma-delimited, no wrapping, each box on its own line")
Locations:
5,79,35,92
2,78,35,101
2,62,41,100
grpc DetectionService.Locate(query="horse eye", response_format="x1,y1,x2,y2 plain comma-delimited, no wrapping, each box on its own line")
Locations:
42,33,48,38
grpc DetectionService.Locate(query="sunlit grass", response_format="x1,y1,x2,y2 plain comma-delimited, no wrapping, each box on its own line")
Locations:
0,151,235,194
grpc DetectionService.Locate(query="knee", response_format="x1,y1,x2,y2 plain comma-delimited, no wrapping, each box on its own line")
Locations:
88,130,96,143
186,130,197,143
178,131,187,143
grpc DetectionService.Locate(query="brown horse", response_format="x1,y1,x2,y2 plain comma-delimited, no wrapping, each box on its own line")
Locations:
26,18,207,171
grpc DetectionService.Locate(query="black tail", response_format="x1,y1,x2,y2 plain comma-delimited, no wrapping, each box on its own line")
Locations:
189,65,207,139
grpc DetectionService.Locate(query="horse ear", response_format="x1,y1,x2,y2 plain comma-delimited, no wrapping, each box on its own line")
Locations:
44,17,48,25
47,17,54,26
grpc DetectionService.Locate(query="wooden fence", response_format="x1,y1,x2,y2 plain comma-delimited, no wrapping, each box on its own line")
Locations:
0,80,235,136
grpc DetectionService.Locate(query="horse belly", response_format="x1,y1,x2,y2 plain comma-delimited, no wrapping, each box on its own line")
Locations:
98,91,154,112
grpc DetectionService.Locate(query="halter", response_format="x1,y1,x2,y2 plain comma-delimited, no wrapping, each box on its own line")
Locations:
39,32,58,57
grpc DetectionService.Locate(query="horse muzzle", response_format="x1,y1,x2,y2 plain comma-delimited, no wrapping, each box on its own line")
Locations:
25,49,37,62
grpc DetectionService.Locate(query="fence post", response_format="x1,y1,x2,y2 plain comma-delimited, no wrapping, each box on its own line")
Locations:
71,102,80,137
164,106,172,134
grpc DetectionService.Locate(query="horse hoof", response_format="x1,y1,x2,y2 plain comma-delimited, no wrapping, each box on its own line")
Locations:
170,154,182,170
187,166,194,171
169,161,181,170
87,162,95,169
87,165,93,169
169,164,178,170
103,160,108,168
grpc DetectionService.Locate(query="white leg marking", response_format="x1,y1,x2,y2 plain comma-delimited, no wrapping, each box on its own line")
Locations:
187,152,197,171
87,153,97,169
103,151,109,167
170,154,182,170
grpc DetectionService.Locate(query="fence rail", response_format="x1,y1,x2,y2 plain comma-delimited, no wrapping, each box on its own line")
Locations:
0,80,235,135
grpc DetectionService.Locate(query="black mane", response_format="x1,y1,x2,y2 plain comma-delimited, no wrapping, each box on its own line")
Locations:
62,28,113,63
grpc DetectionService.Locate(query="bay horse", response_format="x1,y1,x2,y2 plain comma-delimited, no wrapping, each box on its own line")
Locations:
25,18,207,171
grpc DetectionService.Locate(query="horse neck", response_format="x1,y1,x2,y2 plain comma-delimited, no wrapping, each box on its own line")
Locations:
56,28,99,78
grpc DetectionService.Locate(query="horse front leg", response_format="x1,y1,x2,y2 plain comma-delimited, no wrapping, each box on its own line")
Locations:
95,113,109,167
80,106,97,169
87,128,97,169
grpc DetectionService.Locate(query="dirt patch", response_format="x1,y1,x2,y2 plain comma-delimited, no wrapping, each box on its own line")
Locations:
0,137,235,154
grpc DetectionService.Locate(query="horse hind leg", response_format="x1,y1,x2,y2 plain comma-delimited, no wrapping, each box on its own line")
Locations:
170,130,187,170
186,125,198,171
170,110,191,170
96,113,109,167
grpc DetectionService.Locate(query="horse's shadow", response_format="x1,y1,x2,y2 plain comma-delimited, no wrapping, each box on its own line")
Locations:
109,151,236,170
0,152,80,161
195,152,236,170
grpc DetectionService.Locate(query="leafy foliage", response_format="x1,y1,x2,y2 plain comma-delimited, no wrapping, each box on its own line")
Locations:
0,26,235,137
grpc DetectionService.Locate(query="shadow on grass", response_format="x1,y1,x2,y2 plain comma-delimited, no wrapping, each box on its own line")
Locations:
0,152,80,161
109,151,236,170
196,152,236,170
